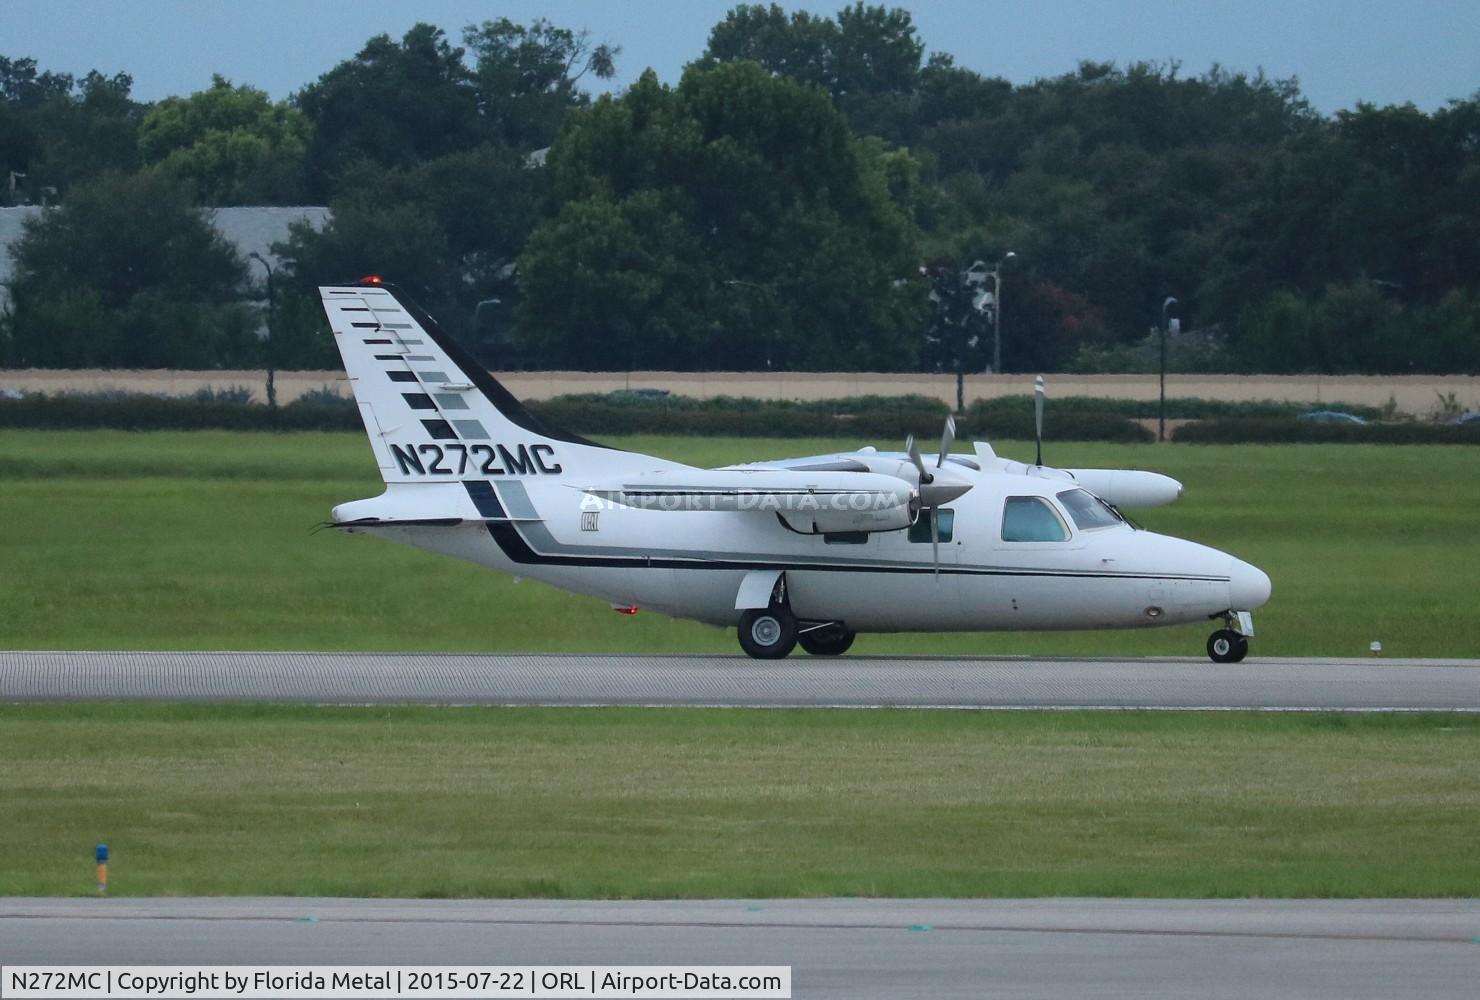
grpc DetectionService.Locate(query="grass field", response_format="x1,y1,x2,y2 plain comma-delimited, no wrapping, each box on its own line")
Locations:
1,429,1476,656
2,704,1476,899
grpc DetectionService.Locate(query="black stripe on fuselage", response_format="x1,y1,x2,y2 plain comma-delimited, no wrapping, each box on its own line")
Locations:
475,522,1225,581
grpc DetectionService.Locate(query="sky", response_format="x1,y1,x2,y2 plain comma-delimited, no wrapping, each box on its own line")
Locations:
3,0,1477,115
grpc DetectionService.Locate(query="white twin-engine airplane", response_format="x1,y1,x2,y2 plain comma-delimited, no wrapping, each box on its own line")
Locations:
322,279,1271,662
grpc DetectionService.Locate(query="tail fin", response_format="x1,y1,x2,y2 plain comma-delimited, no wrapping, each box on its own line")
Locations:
319,279,613,484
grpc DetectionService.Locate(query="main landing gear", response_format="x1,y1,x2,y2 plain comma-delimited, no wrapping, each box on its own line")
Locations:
737,606,858,659
735,575,853,659
738,607,798,659
737,608,858,659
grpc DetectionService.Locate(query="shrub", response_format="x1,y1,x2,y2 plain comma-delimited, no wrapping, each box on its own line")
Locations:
959,400,1153,443
0,390,1154,440
1172,418,1480,444
0,392,359,431
968,394,1388,421
190,385,255,404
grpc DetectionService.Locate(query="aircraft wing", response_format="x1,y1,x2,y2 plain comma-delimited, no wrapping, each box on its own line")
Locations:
721,454,874,473
580,468,913,512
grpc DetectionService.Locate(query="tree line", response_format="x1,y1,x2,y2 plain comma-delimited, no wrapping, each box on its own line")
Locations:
2,4,1477,374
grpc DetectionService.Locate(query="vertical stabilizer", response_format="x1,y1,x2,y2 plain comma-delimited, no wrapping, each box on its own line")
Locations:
319,279,618,484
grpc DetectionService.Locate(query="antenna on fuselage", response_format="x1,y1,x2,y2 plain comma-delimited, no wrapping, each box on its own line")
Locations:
1033,375,1046,467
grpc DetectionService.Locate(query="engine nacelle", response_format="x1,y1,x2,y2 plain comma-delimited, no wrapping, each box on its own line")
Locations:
780,501,917,535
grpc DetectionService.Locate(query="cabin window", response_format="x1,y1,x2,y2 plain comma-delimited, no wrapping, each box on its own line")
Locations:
1057,488,1122,530
908,508,954,543
1001,497,1070,542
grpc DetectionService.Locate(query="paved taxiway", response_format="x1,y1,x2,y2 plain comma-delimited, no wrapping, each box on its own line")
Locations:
1,651,1478,710
4,898,1478,998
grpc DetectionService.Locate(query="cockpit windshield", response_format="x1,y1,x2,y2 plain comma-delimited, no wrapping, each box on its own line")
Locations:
1056,488,1124,530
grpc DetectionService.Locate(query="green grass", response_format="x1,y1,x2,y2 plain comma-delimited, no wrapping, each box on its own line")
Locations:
1,429,1477,656
2,704,1476,898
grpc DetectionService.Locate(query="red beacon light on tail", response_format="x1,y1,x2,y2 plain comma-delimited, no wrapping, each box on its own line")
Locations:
360,275,384,284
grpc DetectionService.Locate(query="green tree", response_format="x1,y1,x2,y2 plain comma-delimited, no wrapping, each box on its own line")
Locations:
0,56,75,204
519,191,713,369
520,63,924,371
5,171,251,368
703,3,924,141
0,59,141,201
1233,283,1401,374
463,18,618,150
139,76,310,204
294,24,484,197
273,143,550,360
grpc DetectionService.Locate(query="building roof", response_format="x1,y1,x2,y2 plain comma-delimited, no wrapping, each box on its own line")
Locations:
209,206,331,272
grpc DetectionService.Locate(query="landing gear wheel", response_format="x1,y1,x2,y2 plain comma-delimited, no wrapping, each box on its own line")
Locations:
1207,629,1249,664
738,607,798,659
798,627,855,656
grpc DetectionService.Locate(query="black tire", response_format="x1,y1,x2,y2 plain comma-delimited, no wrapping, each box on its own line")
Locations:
1207,629,1249,663
798,627,856,656
738,607,798,659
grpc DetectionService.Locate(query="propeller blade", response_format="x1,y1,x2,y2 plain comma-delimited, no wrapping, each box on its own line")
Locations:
936,415,955,468
1034,375,1046,467
930,509,940,578
906,435,932,484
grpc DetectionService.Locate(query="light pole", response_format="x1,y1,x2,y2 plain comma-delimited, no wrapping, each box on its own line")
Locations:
989,251,1016,374
247,252,276,409
1159,296,1178,442
723,279,775,370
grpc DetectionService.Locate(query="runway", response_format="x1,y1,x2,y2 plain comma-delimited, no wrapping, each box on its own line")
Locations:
1,651,1478,710
3,898,1478,998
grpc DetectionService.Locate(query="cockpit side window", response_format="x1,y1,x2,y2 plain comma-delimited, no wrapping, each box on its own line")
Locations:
1001,496,1070,542
1057,488,1123,530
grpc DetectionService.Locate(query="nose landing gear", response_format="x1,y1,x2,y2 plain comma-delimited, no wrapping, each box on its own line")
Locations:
1207,629,1248,663
1207,611,1253,663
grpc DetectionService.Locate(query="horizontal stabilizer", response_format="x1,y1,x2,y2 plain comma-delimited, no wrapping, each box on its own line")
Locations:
331,514,541,529
330,481,545,526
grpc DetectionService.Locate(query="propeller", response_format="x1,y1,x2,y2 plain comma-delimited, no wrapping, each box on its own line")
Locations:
1033,375,1046,467
903,416,971,576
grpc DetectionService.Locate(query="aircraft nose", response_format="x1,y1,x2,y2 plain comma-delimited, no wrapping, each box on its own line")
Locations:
1229,558,1272,610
